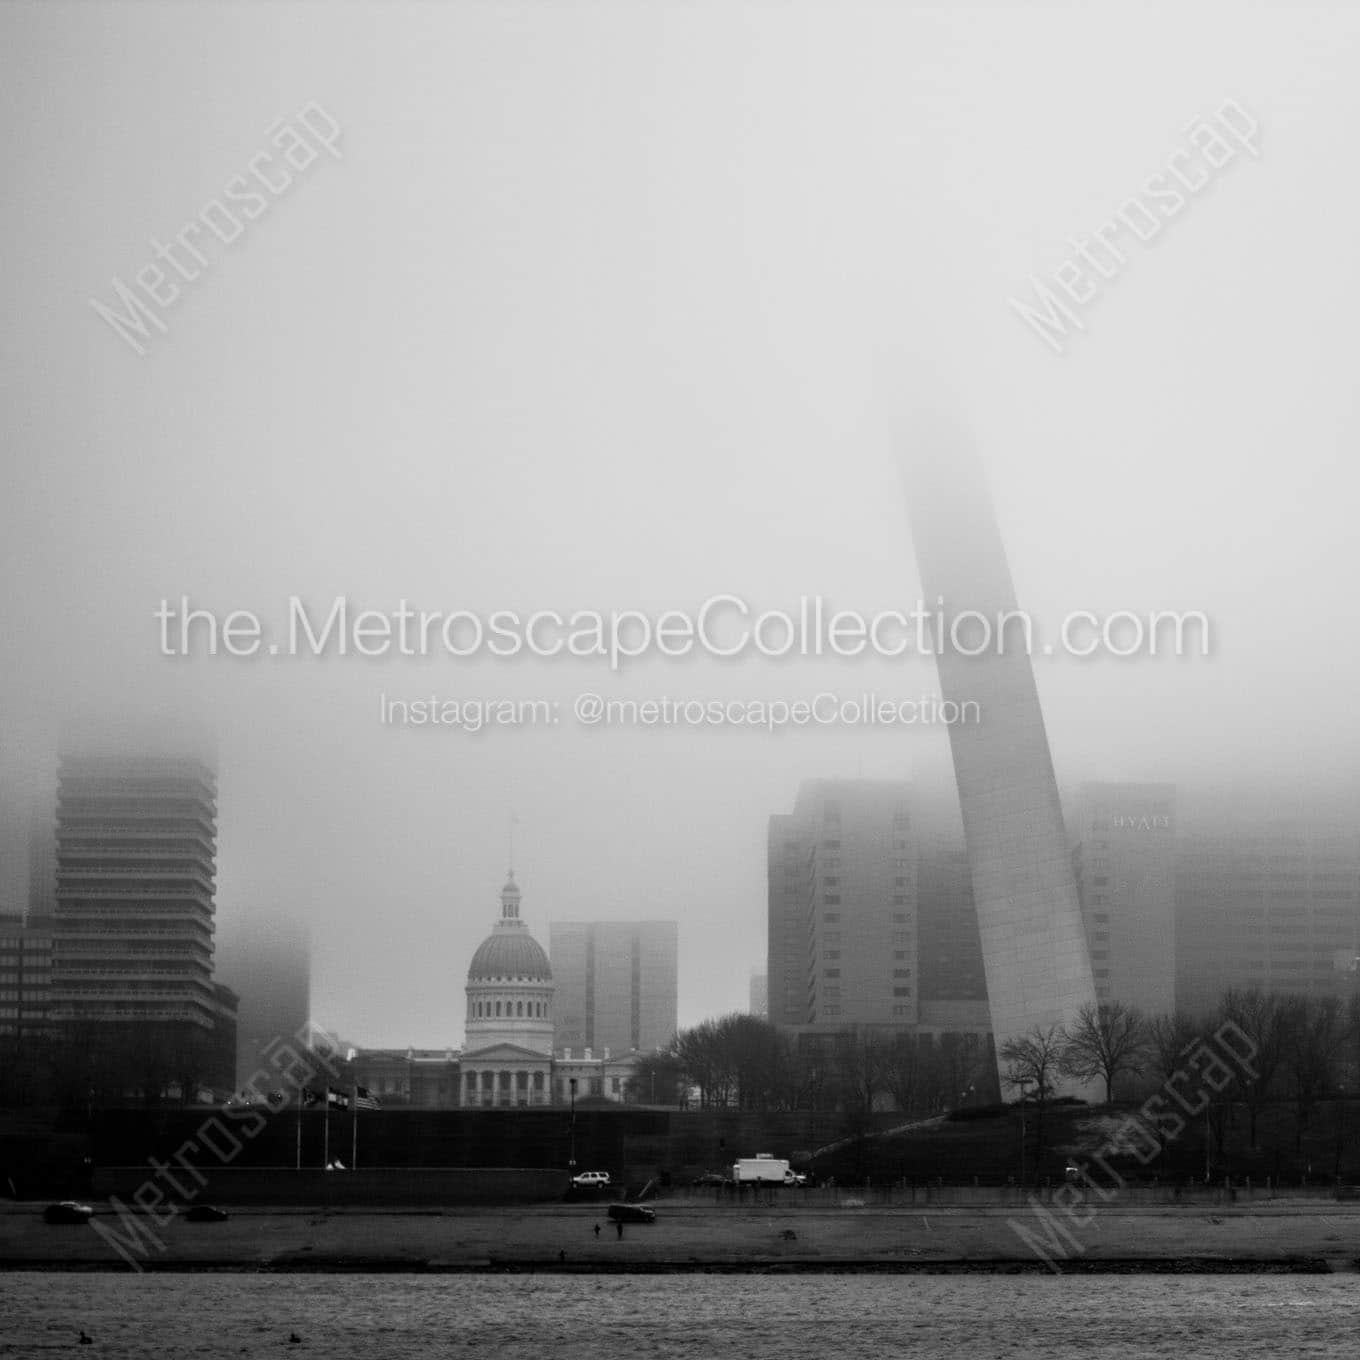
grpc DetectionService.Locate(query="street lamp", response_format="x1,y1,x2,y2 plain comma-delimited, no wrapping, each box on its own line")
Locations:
1335,1083,1346,1185
1016,1078,1033,1188
568,1076,578,1173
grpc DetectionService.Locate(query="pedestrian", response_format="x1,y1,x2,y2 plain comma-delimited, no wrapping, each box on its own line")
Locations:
615,1219,624,1240
593,1222,600,1237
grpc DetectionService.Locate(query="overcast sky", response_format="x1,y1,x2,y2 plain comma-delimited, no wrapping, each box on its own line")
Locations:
3,3,1358,1046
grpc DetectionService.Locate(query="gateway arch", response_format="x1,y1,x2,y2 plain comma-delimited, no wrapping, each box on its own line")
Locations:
903,428,1099,1098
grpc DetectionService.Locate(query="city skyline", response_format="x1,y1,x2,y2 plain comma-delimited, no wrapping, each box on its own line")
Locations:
7,747,1360,1048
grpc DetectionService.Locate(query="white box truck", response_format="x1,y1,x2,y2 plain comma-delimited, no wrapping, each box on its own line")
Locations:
731,1154,795,1186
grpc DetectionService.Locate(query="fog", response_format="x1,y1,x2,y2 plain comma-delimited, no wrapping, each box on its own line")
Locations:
2,3,1358,1046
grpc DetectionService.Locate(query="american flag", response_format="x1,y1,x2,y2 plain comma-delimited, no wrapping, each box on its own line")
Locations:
353,1085,380,1111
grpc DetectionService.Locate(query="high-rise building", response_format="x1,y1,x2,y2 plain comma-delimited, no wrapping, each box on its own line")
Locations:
1173,798,1360,1017
48,752,236,1093
216,910,311,1092
0,911,56,1038
27,803,56,914
748,970,768,1019
1069,783,1177,1016
766,779,917,1029
549,919,678,1055
916,835,987,1007
905,429,1098,1093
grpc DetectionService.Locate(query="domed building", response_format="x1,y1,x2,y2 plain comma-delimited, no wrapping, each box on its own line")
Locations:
350,870,645,1110
460,873,556,1107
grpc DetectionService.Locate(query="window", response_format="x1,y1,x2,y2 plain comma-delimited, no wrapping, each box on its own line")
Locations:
892,913,908,924
824,894,841,905
894,951,907,961
495,1002,502,1016
824,968,841,978
824,950,841,960
893,968,911,978
893,986,912,997
823,912,840,924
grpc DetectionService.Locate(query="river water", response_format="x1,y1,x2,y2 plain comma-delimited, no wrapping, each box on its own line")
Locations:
2,1273,1357,1357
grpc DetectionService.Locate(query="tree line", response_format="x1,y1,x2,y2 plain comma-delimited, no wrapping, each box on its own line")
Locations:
626,1012,998,1118
999,989,1360,1167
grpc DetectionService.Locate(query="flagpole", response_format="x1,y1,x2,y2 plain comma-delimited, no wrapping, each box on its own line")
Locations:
322,1083,330,1169
351,1084,358,1170
295,1087,303,1171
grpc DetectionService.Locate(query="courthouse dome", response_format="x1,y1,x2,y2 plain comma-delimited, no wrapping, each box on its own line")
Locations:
467,928,552,982
466,871,553,981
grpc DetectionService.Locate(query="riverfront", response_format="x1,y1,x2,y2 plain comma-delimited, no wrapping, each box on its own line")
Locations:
4,1198,1360,1273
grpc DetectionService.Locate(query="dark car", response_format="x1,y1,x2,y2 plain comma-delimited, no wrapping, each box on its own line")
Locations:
606,1202,656,1225
184,1204,229,1222
43,1201,93,1225
692,1173,729,1188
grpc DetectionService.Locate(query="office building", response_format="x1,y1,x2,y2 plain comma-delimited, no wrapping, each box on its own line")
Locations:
27,804,56,914
767,779,917,1029
216,910,311,1092
748,970,768,1019
916,835,987,1008
550,919,678,1055
1069,783,1177,1015
1174,797,1360,1016
0,911,56,1038
48,752,236,1094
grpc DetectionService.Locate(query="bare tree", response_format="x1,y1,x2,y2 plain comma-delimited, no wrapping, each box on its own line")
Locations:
1218,989,1286,1149
881,1032,924,1115
1280,994,1345,1152
999,1024,1066,1168
625,1049,687,1106
1060,1001,1150,1104
1148,1011,1202,1086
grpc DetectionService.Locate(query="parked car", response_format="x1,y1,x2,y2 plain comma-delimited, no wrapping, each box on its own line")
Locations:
184,1204,229,1222
692,1172,729,1188
43,1201,93,1225
606,1202,655,1224
571,1170,612,1188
